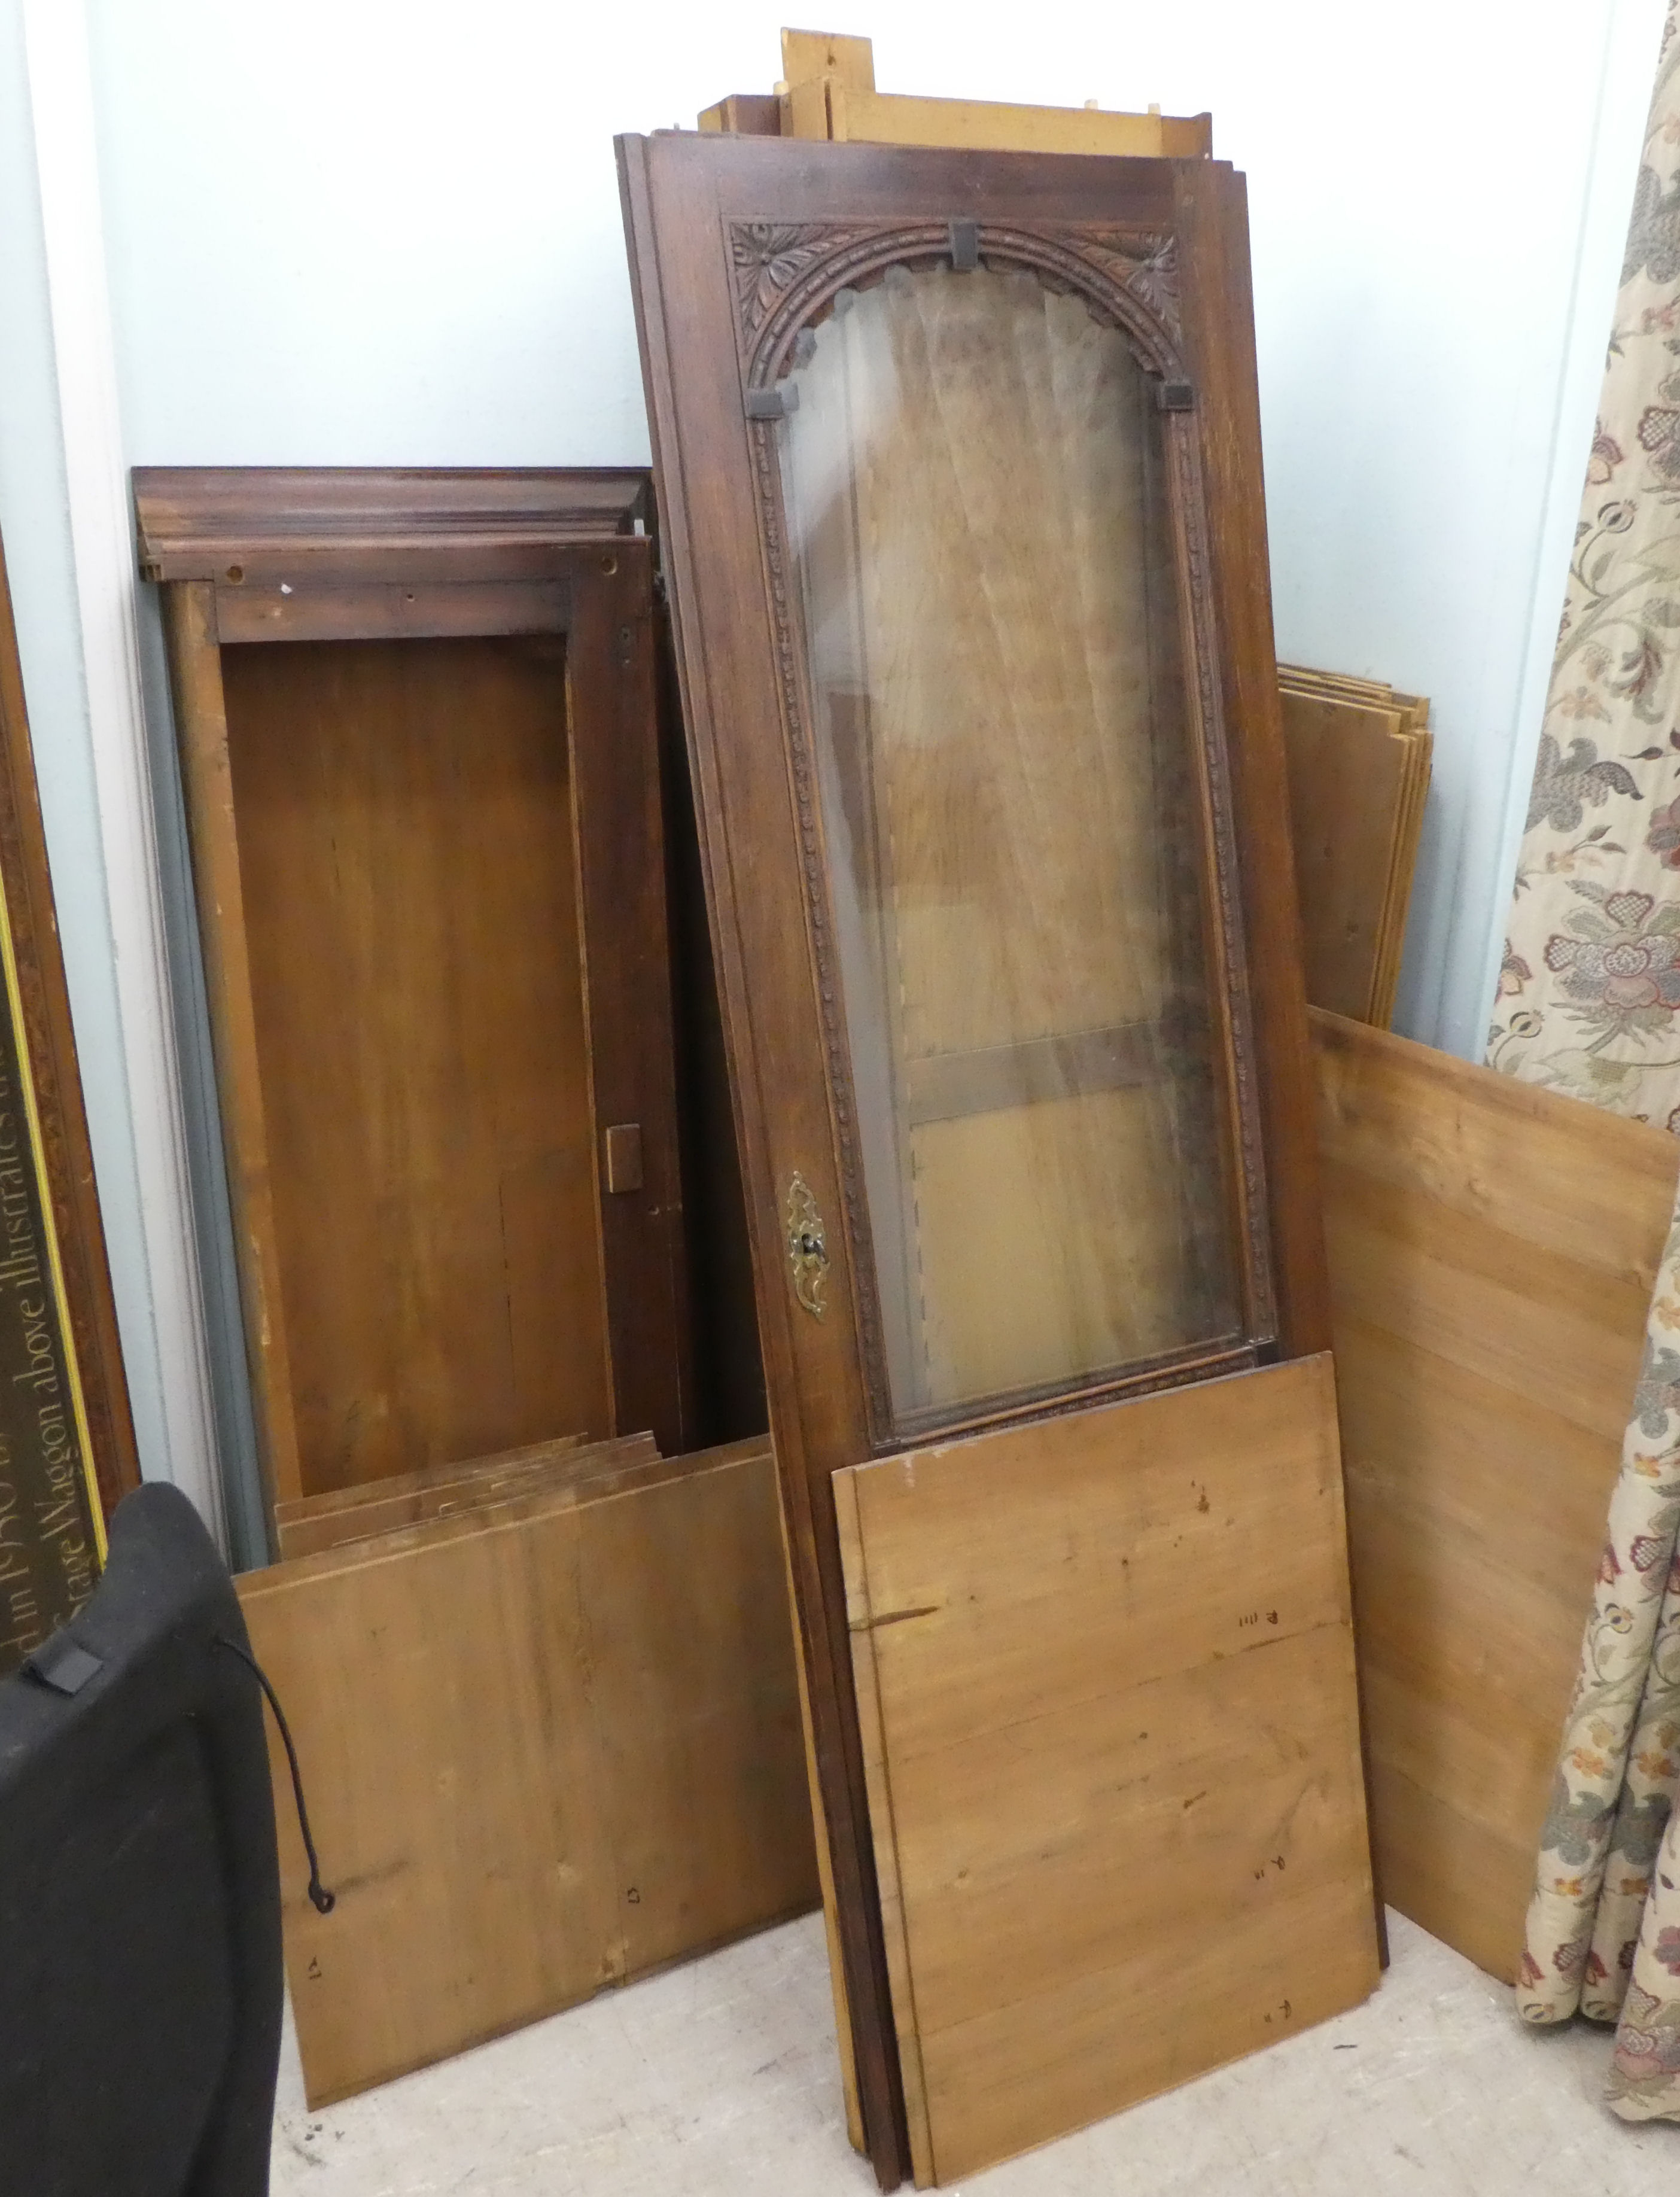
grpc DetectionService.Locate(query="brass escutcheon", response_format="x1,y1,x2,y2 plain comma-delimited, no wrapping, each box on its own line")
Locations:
785,1171,829,1319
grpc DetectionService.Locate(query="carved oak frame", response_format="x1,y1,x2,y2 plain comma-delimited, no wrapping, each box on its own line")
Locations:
620,133,1332,2191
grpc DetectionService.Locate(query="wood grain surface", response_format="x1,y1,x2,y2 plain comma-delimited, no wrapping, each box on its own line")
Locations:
835,1354,1378,2184
1281,691,1409,1017
1313,1009,1676,1980
223,634,613,1496
272,1431,654,1561
239,1436,818,2104
815,86,1213,157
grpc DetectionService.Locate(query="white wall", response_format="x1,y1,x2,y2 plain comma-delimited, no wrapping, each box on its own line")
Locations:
0,0,184,1501
0,0,1665,1523
82,0,1666,1059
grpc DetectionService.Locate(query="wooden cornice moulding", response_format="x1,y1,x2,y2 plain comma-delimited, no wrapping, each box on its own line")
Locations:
132,467,653,581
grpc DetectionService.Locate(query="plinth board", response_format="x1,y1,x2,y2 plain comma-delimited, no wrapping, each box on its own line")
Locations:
835,1353,1378,2184
238,1436,817,2103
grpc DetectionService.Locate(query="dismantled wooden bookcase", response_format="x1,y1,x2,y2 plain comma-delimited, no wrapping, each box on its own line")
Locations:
135,469,693,1532
620,112,1378,2188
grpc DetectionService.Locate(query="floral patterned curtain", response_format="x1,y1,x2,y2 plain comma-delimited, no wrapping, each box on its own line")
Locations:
1490,1,1680,2116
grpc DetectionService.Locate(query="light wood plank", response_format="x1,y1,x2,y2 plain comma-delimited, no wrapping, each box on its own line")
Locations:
1313,1009,1678,1980
836,1355,1377,2184
273,1431,655,1561
821,86,1210,156
696,93,784,135
272,1429,587,1527
780,26,875,90
239,1438,818,2104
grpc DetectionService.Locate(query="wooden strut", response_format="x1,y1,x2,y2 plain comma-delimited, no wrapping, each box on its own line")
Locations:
698,27,1213,160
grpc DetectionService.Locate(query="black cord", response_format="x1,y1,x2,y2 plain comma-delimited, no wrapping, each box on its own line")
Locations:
213,1635,336,1915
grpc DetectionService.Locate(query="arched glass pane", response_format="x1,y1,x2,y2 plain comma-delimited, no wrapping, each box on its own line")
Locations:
779,261,1244,1428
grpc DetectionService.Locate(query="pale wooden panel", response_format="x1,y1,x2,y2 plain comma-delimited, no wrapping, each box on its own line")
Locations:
1313,1009,1678,1980
822,85,1209,156
223,635,611,1496
696,92,783,135
239,1438,818,2104
1279,664,1428,730
836,1355,1377,2184
272,1429,588,1527
780,26,875,89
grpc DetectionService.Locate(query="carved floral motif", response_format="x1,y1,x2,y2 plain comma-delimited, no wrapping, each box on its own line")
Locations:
730,223,874,348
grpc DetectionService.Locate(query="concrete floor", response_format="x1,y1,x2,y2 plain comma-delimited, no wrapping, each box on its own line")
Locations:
272,1909,1680,2195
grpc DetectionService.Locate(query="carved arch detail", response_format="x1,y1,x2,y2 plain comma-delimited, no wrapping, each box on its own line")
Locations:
728,218,1185,388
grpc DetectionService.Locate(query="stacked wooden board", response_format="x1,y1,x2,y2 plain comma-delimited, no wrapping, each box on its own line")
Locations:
239,1431,818,2105
1280,667,1432,1028
274,1430,614,1560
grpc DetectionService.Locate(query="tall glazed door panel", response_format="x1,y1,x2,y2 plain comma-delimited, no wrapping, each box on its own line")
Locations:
780,260,1257,1429
619,133,1369,2189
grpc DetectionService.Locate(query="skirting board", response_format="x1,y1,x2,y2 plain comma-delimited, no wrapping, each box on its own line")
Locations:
1312,1008,1678,1982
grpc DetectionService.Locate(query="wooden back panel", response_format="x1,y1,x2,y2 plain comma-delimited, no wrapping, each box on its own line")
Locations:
836,1355,1378,2184
1313,1009,1676,1979
222,634,610,1497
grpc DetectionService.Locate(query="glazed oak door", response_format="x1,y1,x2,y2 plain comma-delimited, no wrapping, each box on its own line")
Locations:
620,133,1370,2187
